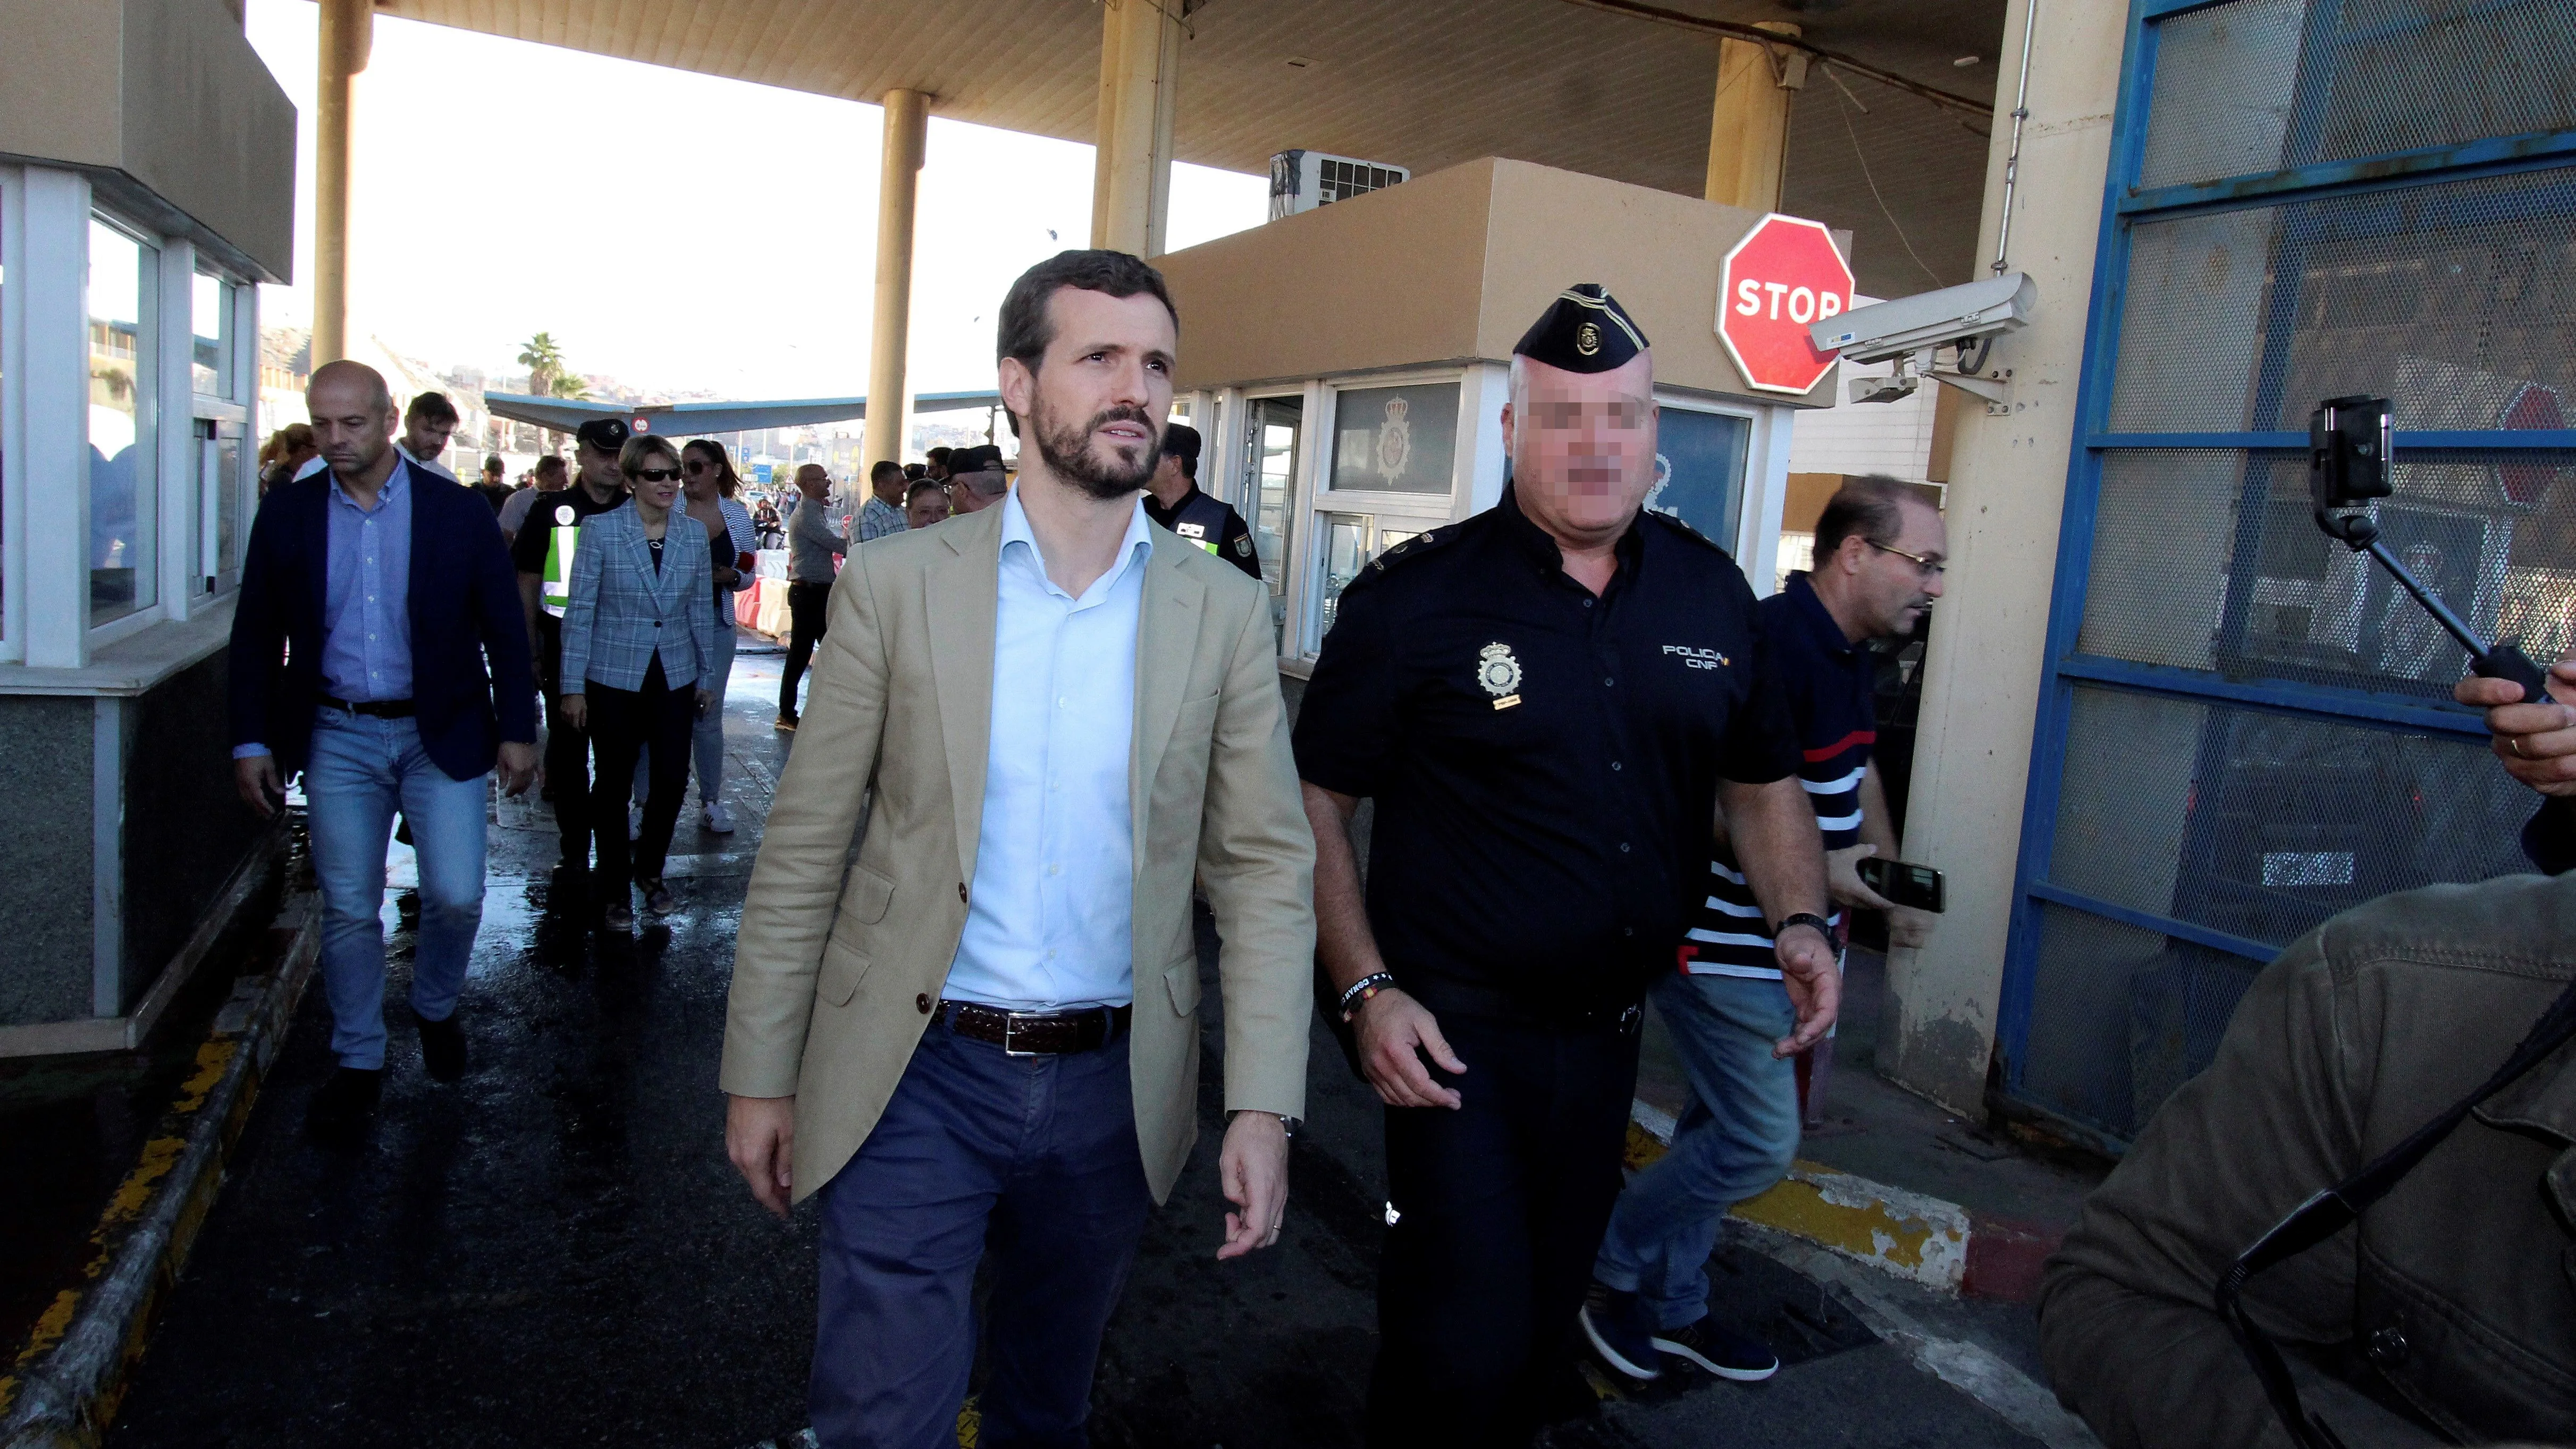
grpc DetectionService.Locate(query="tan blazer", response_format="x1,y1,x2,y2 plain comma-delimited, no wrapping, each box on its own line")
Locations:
719,500,1315,1205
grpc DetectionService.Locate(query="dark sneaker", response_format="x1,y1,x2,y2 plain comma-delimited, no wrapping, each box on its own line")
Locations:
1654,1316,1779,1382
305,1066,384,1146
601,899,635,931
640,879,676,916
418,1013,467,1082
1579,1280,1662,1382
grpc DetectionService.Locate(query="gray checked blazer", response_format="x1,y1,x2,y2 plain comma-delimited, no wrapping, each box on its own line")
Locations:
558,503,725,694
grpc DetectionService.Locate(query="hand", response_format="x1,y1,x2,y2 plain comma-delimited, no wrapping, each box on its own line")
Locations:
1217,1111,1290,1260
496,741,540,797
234,754,284,818
1826,843,1898,914
695,688,715,718
2456,659,2576,796
1772,922,1841,1059
1353,988,1466,1109
1887,905,1937,951
714,566,742,588
558,693,587,731
725,1094,796,1219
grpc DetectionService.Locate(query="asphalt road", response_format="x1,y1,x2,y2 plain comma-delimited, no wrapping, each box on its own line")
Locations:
108,656,2051,1448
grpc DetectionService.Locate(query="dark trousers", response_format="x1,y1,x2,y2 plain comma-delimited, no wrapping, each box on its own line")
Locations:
584,659,694,888
540,657,594,870
781,580,832,717
1367,1011,1643,1448
813,1016,1154,1449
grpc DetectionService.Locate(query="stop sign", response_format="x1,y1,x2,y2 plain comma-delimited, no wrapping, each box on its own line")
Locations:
1718,214,1856,395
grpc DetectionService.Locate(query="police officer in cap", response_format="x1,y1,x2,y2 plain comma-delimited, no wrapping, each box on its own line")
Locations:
513,415,633,903
1143,422,1261,581
1294,284,1839,1445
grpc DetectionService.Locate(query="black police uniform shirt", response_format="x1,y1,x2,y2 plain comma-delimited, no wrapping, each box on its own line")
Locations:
1293,482,1801,1012
1143,482,1261,582
1687,570,1876,979
509,484,630,673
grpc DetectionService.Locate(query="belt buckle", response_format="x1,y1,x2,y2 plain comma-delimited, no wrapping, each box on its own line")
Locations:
1001,1012,1038,1057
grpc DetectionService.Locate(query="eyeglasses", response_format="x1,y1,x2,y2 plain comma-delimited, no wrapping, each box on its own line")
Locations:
630,467,683,483
1867,539,1947,578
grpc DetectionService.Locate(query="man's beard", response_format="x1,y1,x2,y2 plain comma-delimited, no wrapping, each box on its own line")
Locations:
1033,396,1159,501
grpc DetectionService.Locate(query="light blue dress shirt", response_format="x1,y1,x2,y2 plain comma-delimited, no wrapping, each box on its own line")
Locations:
941,490,1156,1011
321,460,414,703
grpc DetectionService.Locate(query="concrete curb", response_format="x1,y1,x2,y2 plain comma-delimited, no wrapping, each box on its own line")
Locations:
1624,1100,2063,1301
0,894,318,1449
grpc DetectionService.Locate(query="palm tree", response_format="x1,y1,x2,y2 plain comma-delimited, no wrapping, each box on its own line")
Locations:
551,373,594,402
516,332,565,397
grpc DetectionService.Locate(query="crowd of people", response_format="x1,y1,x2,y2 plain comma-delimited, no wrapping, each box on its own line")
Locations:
225,247,2576,1449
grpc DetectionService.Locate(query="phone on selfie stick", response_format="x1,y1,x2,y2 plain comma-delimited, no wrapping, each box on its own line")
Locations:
1857,857,1946,913
2309,395,2554,705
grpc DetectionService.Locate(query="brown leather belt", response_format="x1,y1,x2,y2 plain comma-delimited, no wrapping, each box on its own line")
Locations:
938,1000,1132,1056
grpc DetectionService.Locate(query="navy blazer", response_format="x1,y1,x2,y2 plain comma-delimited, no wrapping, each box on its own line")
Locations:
228,458,540,781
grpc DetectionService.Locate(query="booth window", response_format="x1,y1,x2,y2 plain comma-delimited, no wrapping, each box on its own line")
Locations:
1649,405,1752,558
1330,383,1457,495
1243,395,1302,644
195,267,248,593
1314,514,1422,644
88,217,158,628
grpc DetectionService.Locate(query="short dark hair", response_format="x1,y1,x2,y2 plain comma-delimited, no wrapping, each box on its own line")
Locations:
1161,423,1201,480
533,454,568,479
482,454,504,474
406,390,459,425
996,248,1178,375
906,478,946,507
1814,474,1934,562
925,447,953,466
871,460,905,485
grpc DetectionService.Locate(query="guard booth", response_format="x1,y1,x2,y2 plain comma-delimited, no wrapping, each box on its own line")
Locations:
1153,157,1845,670
1997,0,2576,1149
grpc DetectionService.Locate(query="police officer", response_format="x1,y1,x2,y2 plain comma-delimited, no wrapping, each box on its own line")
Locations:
513,416,633,902
1294,285,1840,1447
1142,423,1260,580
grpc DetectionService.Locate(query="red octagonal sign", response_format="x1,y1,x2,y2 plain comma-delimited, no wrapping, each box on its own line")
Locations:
1718,214,1856,395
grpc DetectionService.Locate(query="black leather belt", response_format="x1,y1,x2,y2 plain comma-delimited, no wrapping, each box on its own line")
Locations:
318,694,415,719
938,1000,1132,1056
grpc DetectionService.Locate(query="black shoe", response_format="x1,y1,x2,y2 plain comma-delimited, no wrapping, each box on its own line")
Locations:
1653,1316,1779,1382
1580,1280,1662,1382
418,1014,467,1081
306,1066,384,1145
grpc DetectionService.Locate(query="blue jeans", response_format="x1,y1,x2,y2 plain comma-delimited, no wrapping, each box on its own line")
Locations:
812,1018,1154,1449
1592,972,1800,1330
302,709,491,1070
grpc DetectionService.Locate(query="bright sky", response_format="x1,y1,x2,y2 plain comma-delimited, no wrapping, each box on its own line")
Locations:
243,1,1268,403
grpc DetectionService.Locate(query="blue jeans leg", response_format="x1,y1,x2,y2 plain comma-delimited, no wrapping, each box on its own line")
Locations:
391,722,490,1025
302,711,401,1070
693,624,735,806
1593,973,1801,1330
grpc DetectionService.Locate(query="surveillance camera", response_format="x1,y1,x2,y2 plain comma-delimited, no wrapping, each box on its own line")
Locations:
1810,273,2036,366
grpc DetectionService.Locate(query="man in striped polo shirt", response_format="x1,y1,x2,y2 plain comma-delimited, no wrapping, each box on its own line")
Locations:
1582,474,1946,1385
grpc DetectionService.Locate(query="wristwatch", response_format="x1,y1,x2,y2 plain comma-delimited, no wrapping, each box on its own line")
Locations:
1229,1110,1301,1140
1775,912,1834,945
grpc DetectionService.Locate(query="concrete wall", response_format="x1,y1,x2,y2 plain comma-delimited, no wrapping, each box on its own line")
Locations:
1157,157,1840,408
0,0,296,280
0,698,97,1025
1876,0,2128,1113
117,650,265,1012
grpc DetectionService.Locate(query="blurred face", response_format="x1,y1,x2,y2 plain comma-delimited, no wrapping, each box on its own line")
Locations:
307,372,394,479
535,462,568,491
683,447,725,502
872,469,907,506
1502,353,1657,546
906,487,948,530
797,464,830,501
627,451,685,512
1835,499,1948,638
1001,287,1175,501
948,476,998,514
576,440,624,494
403,412,457,462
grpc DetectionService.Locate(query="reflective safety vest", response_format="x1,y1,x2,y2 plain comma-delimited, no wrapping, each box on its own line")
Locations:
1165,487,1233,559
540,500,582,618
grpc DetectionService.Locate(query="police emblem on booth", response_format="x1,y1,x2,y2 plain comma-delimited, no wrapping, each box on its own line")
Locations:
1478,642,1522,710
1375,398,1412,486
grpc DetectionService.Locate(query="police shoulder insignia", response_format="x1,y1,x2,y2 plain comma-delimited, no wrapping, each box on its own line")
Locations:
1641,508,1729,557
1232,536,1253,557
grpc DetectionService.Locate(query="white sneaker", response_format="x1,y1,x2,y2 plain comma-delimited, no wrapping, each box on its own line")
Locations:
703,801,736,834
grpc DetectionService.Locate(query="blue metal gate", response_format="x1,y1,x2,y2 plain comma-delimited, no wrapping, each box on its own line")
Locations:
1997,0,2576,1149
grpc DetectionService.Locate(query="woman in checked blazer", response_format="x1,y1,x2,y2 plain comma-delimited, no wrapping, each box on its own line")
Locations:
559,434,726,927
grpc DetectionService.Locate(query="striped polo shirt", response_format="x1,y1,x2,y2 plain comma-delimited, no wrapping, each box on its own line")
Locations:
1685,571,1876,979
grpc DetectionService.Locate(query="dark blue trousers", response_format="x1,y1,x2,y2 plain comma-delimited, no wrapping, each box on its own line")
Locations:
812,1017,1154,1449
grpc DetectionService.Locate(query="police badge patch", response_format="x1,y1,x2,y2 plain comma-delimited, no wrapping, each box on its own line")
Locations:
1232,536,1253,558
1478,642,1522,710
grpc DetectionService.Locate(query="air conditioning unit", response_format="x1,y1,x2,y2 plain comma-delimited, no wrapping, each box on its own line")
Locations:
1268,150,1410,220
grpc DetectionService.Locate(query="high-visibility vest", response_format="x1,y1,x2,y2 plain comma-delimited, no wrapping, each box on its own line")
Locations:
540,500,582,618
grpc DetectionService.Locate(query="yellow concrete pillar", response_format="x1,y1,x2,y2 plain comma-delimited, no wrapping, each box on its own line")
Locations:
1090,0,1182,256
864,88,929,471
313,0,371,365
1704,21,1803,213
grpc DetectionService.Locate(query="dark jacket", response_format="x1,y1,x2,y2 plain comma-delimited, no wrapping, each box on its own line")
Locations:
2038,872,2576,1447
227,459,540,782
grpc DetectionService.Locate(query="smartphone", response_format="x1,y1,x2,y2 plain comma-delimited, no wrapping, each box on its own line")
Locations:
1858,857,1946,914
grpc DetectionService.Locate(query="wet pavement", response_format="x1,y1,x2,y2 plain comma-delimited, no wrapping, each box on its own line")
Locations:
99,652,2061,1448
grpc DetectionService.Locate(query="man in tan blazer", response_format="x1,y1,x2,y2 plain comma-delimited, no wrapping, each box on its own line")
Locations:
721,250,1315,1449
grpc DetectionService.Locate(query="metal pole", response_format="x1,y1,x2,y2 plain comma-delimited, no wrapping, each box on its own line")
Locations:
1990,0,2039,275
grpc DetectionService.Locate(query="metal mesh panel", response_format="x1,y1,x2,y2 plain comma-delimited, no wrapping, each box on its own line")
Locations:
2021,903,2260,1141
2109,165,2576,433
2140,0,2576,190
2048,684,2534,950
2081,448,2576,695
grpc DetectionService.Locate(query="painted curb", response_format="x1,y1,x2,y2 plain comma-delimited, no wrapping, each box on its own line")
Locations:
0,894,318,1449
1626,1100,2056,1299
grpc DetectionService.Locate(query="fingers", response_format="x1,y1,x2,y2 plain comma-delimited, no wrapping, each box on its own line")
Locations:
1417,1016,1467,1077
1772,941,1843,1058
2456,674,2531,707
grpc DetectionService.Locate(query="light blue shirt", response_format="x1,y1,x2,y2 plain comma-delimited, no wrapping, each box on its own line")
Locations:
941,490,1156,1010
322,459,415,703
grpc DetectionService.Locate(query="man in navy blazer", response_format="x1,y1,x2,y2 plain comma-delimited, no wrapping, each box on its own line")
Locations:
229,361,540,1142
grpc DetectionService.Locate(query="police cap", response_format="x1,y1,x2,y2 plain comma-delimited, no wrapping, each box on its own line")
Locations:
1512,283,1648,374
575,416,632,453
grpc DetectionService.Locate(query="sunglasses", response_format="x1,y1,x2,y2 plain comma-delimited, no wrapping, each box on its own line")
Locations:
683,459,714,473
630,467,683,483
